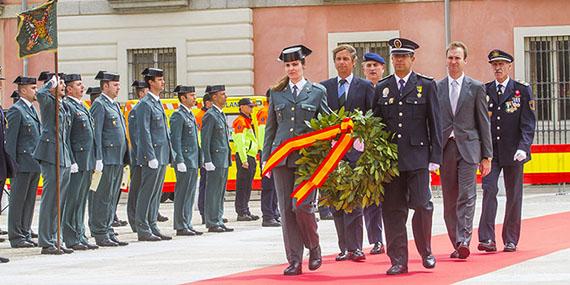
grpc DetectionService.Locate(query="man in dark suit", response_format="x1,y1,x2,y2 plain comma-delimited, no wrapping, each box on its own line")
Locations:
1,70,16,263
437,42,492,260
6,77,41,249
372,38,442,275
321,44,374,262
478,49,536,253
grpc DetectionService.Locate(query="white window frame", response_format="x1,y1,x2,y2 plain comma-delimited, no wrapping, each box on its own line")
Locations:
327,31,399,78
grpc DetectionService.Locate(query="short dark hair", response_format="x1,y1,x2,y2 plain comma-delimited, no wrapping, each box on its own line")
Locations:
446,41,468,60
177,93,187,102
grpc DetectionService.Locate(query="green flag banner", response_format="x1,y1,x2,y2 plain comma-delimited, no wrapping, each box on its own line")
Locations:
16,0,58,58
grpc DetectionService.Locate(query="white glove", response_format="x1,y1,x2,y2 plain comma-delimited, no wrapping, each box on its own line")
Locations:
513,149,527,162
95,160,104,172
70,163,79,174
176,163,187,173
204,162,216,172
428,163,440,172
353,138,365,152
148,159,159,169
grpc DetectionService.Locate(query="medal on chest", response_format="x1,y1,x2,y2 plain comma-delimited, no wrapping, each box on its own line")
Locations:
416,86,423,98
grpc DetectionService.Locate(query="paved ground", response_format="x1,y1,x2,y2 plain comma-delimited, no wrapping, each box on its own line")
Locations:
0,186,569,285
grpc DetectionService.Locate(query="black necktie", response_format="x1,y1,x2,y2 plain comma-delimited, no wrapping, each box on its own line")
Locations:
399,79,406,96
292,85,298,98
338,79,347,107
30,105,38,119
497,84,503,97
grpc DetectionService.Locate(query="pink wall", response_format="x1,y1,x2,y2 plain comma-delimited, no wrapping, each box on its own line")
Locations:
253,0,570,95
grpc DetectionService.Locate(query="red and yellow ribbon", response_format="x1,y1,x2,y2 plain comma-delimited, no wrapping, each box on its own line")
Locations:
262,117,355,205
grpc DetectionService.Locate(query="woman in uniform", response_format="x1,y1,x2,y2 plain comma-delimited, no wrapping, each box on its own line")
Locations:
262,45,331,276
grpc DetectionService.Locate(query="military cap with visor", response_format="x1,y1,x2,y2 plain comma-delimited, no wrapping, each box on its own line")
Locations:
173,85,195,94
95,71,120,81
388,38,420,55
487,49,513,63
278,45,312,62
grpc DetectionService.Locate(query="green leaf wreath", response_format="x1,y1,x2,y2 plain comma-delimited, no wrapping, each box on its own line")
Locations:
295,108,399,213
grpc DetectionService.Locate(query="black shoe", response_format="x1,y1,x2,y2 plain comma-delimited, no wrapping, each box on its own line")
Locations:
138,234,161,242
0,237,5,242
82,242,99,250
335,251,349,261
157,214,169,222
370,242,385,255
208,226,225,233
237,214,253,221
308,246,322,271
96,239,119,247
111,220,123,227
283,262,302,276
0,256,9,263
220,225,234,232
504,242,517,252
320,214,333,221
450,250,460,258
189,229,203,236
457,242,470,259
110,236,129,246
70,244,89,251
222,218,228,223
154,232,172,240
177,229,196,236
478,240,497,252
0,229,7,235
386,264,408,275
41,246,63,255
348,249,366,261
262,219,281,227
60,246,74,254
119,220,128,226
249,214,260,221
12,240,34,248
422,255,436,269
31,232,38,238
26,240,38,247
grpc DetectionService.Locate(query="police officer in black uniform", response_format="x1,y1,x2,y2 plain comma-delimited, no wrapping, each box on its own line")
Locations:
478,49,536,253
372,38,442,275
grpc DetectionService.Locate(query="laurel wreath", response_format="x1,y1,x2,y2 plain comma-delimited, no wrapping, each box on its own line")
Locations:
295,108,399,213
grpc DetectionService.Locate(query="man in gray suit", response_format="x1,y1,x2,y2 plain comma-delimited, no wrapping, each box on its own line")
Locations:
171,85,203,236
7,76,40,249
90,71,129,247
135,68,172,241
127,80,148,232
61,74,98,250
201,85,233,233
437,42,492,259
34,75,74,255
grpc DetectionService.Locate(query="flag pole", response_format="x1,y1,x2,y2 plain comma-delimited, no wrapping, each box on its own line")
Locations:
54,51,61,252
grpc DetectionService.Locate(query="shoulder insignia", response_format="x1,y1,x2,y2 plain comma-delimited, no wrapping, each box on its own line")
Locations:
516,79,530,86
377,75,393,85
529,99,536,111
416,73,434,80
312,82,327,93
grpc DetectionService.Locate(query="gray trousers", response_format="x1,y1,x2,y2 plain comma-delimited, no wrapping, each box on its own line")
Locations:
273,166,319,264
136,165,166,236
89,165,123,241
62,170,92,247
8,172,40,246
204,167,228,228
332,207,363,252
441,140,478,248
173,167,198,230
127,165,142,232
38,162,71,248
363,203,384,244
479,160,524,245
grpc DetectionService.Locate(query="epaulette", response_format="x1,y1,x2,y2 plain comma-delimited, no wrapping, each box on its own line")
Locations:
312,82,327,93
377,74,393,85
416,73,434,80
515,79,530,87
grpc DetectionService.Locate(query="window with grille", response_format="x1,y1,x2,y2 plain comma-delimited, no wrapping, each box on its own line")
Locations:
127,47,177,99
338,41,390,79
525,36,570,144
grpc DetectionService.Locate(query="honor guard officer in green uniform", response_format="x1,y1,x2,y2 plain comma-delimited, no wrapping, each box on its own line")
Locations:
233,98,260,222
171,85,203,236
372,38,442,275
263,45,331,275
126,80,148,232
135,68,173,241
478,50,536,253
61,74,99,250
90,71,130,247
201,85,233,233
10,90,20,104
7,76,41,249
86,87,101,103
34,74,74,255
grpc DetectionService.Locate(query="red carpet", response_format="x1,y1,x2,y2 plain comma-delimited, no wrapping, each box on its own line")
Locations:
190,212,570,284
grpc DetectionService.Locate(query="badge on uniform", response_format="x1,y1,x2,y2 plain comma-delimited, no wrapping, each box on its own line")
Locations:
505,101,518,113
382,87,389,98
486,95,490,102
416,86,423,98
512,90,521,108
489,103,494,108
112,120,117,126
388,98,394,104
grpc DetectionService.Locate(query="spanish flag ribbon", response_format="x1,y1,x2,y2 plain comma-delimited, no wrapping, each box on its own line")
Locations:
262,118,355,206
